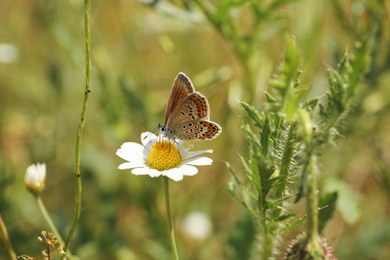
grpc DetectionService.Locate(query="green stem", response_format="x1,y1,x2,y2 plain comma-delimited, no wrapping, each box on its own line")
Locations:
258,200,273,259
163,177,179,260
37,196,65,246
306,155,318,240
37,196,75,259
0,213,17,260
194,0,257,103
64,0,91,255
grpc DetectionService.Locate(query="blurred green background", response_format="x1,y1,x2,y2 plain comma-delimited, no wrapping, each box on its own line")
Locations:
1,0,390,259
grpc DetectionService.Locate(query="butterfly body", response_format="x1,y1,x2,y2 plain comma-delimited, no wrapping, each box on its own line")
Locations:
159,73,222,141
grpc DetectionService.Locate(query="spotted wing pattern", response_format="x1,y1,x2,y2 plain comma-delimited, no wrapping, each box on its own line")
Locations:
164,72,195,124
161,72,222,140
176,120,222,140
165,92,222,140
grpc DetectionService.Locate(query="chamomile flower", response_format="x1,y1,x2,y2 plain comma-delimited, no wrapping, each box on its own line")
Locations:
25,163,46,196
116,132,213,181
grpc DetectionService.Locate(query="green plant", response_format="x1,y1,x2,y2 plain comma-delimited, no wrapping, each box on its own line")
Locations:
228,32,373,259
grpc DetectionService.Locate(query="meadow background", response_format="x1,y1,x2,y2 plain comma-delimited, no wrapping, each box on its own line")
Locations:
1,0,390,259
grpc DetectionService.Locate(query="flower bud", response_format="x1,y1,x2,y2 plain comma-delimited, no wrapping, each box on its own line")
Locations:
283,233,337,260
25,163,46,196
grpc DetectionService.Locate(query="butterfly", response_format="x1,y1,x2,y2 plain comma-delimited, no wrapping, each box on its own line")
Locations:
159,72,222,141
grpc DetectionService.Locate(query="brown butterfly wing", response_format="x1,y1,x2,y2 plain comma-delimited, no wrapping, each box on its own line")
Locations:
172,120,222,140
166,92,218,140
164,72,195,124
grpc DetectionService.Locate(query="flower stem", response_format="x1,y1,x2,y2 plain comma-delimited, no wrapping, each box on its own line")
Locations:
37,196,75,259
37,196,65,246
0,213,17,260
63,0,91,256
163,176,180,260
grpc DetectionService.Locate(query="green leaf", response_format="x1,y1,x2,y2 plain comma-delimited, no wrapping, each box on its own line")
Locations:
274,122,296,197
260,115,272,157
285,88,306,121
277,216,306,234
349,34,373,89
258,162,277,201
241,102,264,128
251,160,261,193
302,98,319,112
318,191,338,233
265,92,277,103
239,155,252,174
323,177,361,224
273,213,295,223
226,162,257,202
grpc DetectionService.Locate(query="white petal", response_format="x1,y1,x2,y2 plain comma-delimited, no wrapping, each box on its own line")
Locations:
116,148,146,165
177,164,199,176
118,162,145,170
163,168,184,182
183,157,213,166
117,142,145,158
141,132,157,148
131,167,152,176
25,163,46,184
119,142,145,152
132,167,162,178
175,139,185,149
182,149,213,160
179,145,190,155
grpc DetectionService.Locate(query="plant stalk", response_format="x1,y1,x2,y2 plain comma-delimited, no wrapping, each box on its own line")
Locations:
163,177,180,260
37,196,65,247
0,213,17,260
306,155,318,240
63,0,91,256
37,197,75,259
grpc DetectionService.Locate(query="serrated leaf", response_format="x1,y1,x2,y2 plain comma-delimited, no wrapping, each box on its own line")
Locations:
241,102,264,128
226,162,257,202
285,88,306,121
251,160,261,193
265,92,277,103
246,126,261,148
319,103,326,118
239,155,252,174
260,115,272,157
302,98,319,111
274,123,296,197
293,70,302,88
349,33,373,89
273,213,295,223
277,216,306,234
338,51,351,77
258,163,276,201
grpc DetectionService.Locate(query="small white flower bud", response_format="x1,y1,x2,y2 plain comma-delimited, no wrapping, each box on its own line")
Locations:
25,163,46,196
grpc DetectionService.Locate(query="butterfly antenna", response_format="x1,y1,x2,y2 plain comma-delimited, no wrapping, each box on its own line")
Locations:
143,125,160,141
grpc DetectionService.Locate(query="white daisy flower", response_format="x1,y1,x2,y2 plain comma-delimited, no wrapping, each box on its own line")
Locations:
116,132,213,182
25,163,46,196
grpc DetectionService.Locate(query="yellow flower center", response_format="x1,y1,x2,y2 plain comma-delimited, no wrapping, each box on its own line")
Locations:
147,141,182,171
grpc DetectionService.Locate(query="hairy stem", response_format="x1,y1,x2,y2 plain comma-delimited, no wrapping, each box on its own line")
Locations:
306,155,318,240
